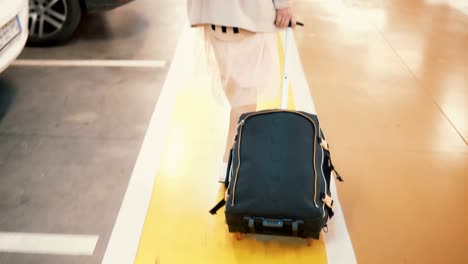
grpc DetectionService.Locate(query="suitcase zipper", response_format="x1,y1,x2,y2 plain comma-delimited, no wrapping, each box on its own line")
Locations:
319,132,327,217
231,110,319,207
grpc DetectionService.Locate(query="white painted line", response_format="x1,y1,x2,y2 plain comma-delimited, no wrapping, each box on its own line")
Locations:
283,31,357,264
0,232,98,256
12,59,166,68
324,179,357,264
101,22,193,264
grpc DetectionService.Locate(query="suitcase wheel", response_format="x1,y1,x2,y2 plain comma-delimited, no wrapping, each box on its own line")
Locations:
306,238,313,247
235,232,244,240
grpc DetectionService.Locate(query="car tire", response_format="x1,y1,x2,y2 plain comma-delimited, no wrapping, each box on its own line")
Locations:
27,0,82,46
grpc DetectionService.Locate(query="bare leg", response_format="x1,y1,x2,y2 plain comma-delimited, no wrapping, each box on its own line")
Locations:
223,104,256,162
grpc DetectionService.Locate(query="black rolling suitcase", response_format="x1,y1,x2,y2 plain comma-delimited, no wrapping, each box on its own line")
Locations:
209,25,343,246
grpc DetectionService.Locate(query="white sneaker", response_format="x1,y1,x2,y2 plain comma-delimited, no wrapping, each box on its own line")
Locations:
218,161,228,184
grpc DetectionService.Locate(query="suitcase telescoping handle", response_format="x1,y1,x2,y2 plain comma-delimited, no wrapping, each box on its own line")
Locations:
280,22,303,109
244,217,304,237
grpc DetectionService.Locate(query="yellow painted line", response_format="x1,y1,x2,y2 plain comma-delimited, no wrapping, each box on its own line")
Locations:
134,32,328,264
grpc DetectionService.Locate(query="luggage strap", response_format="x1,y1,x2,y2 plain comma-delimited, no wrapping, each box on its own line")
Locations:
209,149,233,215
321,192,335,219
223,148,233,188
326,207,335,219
209,199,226,215
318,137,344,182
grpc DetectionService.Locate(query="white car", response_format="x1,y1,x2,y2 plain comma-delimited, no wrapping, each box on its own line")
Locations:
0,0,29,74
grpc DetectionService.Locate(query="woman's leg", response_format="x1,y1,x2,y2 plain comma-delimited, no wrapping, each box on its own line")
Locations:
204,26,268,164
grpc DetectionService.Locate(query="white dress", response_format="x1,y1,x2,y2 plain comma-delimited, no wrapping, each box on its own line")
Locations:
204,25,282,107
186,0,289,108
187,0,291,33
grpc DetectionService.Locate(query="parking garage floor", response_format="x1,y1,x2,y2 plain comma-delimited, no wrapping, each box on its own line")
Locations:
0,0,467,264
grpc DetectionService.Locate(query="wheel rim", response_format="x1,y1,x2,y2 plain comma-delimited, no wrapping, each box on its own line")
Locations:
29,0,68,39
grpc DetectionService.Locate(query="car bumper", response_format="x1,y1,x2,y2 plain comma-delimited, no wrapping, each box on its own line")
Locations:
85,0,136,13
0,3,28,74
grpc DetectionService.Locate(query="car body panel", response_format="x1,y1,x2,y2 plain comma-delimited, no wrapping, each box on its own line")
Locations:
84,0,135,12
0,0,28,73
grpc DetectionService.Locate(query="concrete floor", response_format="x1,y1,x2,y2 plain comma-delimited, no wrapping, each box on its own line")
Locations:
0,0,184,263
0,68,165,264
293,0,468,263
0,0,467,263
19,0,185,61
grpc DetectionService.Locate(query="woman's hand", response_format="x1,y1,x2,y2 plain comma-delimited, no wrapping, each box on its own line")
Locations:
275,7,296,28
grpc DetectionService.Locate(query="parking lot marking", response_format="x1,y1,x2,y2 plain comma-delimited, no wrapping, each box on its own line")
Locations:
101,25,191,264
102,24,355,263
12,59,167,68
0,232,98,255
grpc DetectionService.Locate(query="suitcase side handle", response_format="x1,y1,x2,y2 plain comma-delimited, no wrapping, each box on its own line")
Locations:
244,217,304,237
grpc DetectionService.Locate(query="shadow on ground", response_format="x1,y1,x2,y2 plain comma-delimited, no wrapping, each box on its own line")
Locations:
0,79,16,123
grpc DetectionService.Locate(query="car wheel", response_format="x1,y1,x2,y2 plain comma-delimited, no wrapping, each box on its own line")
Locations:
27,0,82,46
